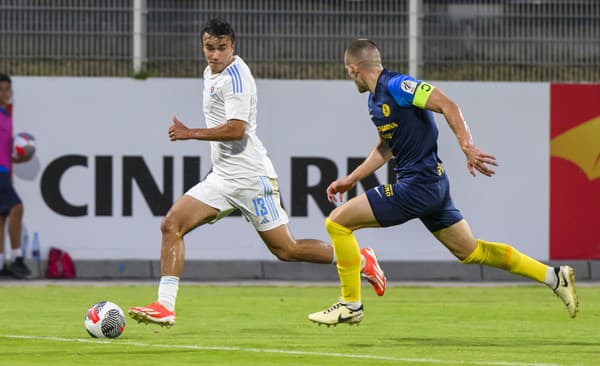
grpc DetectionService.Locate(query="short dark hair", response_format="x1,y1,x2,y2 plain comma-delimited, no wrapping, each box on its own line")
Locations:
345,39,379,58
0,74,11,85
201,18,235,44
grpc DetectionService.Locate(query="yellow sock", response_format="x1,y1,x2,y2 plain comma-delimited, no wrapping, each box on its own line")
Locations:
325,218,361,302
462,239,548,283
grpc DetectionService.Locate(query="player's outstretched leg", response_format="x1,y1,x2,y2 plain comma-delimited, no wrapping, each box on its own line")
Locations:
435,221,579,318
552,265,578,318
461,239,580,318
308,302,364,327
128,302,176,327
360,247,386,296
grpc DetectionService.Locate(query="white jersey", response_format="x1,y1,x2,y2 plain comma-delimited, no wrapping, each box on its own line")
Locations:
202,56,277,179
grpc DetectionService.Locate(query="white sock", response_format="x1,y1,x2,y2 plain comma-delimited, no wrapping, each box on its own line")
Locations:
544,266,559,290
341,301,362,311
157,276,179,311
11,248,22,259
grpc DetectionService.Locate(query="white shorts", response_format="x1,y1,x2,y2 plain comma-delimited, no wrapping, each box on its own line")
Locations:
184,172,289,232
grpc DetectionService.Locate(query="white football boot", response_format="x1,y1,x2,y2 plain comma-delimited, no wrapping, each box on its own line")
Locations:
308,302,363,327
553,265,579,318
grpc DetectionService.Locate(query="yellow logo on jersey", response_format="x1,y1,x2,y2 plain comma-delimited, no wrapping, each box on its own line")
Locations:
377,122,398,132
383,184,393,197
437,163,444,176
382,104,391,117
377,122,398,140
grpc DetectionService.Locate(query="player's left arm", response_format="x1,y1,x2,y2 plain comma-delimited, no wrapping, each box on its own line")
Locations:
388,76,497,176
420,85,498,177
327,135,392,202
168,116,245,141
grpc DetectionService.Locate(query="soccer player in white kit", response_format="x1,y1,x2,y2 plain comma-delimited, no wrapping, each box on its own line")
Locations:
129,18,387,327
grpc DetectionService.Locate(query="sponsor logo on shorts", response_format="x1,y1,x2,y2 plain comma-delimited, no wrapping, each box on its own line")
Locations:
383,184,393,197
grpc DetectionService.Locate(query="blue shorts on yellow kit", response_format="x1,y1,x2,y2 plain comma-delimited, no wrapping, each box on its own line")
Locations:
366,171,463,232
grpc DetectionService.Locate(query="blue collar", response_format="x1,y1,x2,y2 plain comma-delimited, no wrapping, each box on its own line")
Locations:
0,107,8,117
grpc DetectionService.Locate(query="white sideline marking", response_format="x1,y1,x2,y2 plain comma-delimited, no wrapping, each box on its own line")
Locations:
2,334,560,366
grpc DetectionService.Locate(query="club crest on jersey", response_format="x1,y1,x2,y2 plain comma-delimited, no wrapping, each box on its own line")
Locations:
382,104,391,117
209,85,216,96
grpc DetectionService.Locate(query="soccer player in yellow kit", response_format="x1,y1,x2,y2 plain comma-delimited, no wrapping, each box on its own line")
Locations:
308,39,578,326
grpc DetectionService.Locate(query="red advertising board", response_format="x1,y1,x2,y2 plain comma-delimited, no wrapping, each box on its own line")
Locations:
550,84,600,259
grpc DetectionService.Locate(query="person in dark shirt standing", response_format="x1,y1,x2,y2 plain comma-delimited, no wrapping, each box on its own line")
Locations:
0,74,32,278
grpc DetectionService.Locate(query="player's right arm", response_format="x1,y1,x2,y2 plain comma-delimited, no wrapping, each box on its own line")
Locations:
168,116,245,141
327,136,392,202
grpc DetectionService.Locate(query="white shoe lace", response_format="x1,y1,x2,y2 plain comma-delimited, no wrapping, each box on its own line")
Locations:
323,303,342,313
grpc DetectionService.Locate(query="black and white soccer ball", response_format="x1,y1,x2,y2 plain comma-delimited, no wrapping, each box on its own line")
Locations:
84,301,126,338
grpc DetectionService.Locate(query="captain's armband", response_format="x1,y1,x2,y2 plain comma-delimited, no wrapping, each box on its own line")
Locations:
412,82,435,109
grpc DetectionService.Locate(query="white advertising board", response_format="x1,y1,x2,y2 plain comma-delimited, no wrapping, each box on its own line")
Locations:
8,77,549,260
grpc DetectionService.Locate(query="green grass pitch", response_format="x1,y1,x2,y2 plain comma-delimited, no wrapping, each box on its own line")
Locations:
0,283,598,365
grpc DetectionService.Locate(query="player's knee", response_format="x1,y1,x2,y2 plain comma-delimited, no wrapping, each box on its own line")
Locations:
10,203,23,218
273,248,295,262
454,250,470,262
326,207,343,225
324,217,337,234
451,243,476,262
325,217,351,236
272,239,299,261
456,238,482,263
160,214,180,237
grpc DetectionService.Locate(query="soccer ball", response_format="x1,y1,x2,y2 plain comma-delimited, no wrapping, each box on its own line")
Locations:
12,132,36,160
84,301,126,338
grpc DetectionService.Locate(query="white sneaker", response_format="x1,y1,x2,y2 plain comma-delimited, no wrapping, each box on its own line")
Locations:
308,302,363,326
553,266,578,318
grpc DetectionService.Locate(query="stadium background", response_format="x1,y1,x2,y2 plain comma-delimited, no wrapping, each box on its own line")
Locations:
1,0,599,281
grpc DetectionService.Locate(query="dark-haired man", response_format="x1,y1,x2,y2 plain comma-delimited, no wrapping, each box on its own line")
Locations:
308,39,578,326
0,74,32,279
129,20,386,327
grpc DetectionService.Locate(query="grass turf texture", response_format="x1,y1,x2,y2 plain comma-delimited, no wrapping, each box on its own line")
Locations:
0,284,598,366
